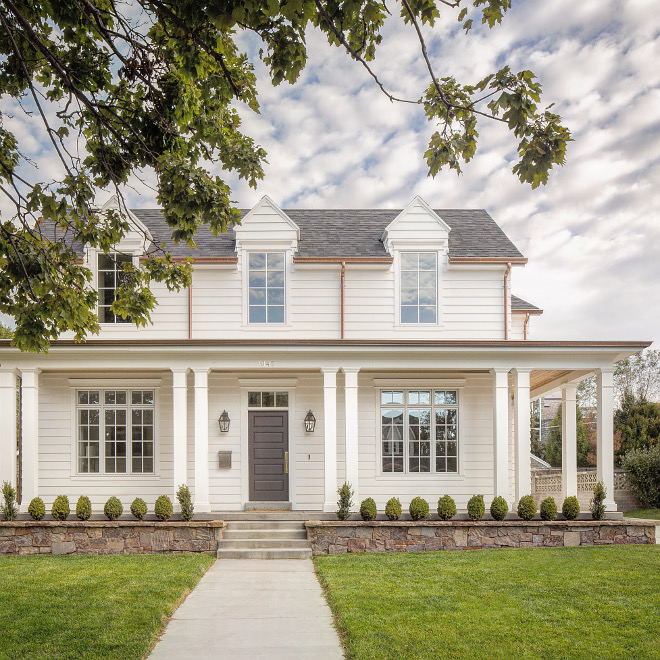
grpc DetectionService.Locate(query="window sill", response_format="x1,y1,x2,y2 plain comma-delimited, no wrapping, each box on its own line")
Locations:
69,474,162,480
394,323,445,330
374,472,465,480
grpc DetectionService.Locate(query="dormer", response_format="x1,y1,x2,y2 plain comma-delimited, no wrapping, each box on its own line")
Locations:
234,195,300,253
93,194,153,256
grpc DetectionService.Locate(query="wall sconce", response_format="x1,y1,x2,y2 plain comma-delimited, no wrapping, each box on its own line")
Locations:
304,410,316,433
218,410,230,433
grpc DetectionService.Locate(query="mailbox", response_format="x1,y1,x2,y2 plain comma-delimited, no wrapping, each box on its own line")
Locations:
218,451,232,469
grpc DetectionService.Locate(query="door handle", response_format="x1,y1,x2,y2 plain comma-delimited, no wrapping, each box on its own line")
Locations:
284,451,289,474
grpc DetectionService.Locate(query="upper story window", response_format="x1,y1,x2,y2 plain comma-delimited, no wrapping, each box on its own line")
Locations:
248,252,285,323
400,252,437,324
98,253,132,323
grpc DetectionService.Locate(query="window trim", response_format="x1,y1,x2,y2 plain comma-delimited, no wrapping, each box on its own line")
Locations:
394,250,443,328
242,250,291,327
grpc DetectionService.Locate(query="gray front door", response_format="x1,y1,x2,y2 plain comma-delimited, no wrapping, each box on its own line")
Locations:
248,411,289,501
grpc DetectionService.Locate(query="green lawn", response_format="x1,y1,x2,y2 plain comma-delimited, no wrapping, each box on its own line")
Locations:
624,508,660,520
0,553,214,660
315,546,660,660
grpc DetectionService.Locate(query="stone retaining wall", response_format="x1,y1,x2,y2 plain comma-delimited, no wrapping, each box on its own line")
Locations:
0,521,225,556
305,520,657,556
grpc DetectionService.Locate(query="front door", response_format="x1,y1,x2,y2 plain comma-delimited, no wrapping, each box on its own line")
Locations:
248,411,289,501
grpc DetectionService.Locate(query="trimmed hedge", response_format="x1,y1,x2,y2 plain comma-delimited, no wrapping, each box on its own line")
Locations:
590,481,607,520
540,497,558,521
104,496,123,521
176,484,194,521
155,495,173,521
562,496,580,520
130,497,148,520
467,494,485,521
51,495,70,521
28,497,45,521
437,495,456,521
360,497,378,521
489,496,508,521
409,497,429,521
385,497,402,521
76,495,92,521
517,494,537,521
622,445,660,507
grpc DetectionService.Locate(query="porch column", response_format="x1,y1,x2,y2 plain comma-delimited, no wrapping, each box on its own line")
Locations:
344,368,359,502
561,383,578,500
492,368,510,502
597,369,616,510
512,369,531,503
0,370,18,487
171,369,189,501
193,369,211,512
21,369,40,510
322,368,338,513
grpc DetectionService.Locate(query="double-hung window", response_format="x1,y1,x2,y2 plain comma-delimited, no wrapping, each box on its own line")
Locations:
400,252,437,324
381,389,458,474
248,252,285,323
98,253,132,323
77,389,155,475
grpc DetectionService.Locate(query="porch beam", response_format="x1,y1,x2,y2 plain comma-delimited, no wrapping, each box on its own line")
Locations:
322,368,338,513
193,369,211,512
597,369,616,510
561,383,578,500
171,369,189,502
0,370,18,488
512,369,531,503
344,368,360,502
491,368,511,503
20,369,40,511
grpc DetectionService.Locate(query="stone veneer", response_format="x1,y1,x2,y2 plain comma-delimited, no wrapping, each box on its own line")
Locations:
305,520,657,556
0,521,225,556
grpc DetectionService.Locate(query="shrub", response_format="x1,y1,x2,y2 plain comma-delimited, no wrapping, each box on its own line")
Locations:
590,481,607,520
1,481,18,521
28,497,45,521
437,495,457,521
155,495,173,521
385,497,402,521
76,495,92,521
490,496,508,521
562,496,580,520
104,496,123,521
51,495,70,521
517,494,537,521
176,484,194,521
360,497,377,521
409,497,429,521
540,497,558,521
621,445,660,507
467,494,485,521
130,497,148,520
336,482,354,521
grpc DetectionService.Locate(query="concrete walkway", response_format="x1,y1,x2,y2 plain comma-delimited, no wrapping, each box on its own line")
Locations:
149,559,344,659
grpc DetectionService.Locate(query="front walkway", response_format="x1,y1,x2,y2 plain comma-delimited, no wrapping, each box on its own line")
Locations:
149,559,344,659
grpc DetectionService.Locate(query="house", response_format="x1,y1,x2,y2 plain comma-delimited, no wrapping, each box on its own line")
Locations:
0,195,649,514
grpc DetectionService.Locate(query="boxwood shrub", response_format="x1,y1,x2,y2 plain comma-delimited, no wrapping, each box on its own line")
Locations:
155,495,173,521
517,494,537,521
467,494,485,521
437,495,457,521
540,496,558,521
360,497,378,521
104,496,123,521
409,497,429,521
76,495,92,521
562,495,580,520
28,497,45,521
489,496,508,521
51,495,70,521
130,497,148,520
385,497,402,521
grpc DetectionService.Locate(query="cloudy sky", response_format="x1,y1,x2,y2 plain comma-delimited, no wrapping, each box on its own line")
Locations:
4,0,660,345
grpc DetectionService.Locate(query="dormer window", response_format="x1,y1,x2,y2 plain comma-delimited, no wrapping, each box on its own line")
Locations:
248,252,285,323
98,253,132,324
400,252,437,324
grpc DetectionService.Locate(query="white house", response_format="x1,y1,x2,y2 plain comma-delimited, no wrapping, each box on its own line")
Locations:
0,195,649,514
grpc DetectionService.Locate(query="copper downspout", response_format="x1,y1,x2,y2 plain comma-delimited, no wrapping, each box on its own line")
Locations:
188,284,193,340
340,261,346,339
523,312,530,341
503,262,512,340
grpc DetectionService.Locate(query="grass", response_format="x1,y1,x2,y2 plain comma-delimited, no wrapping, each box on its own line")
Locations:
0,553,214,659
315,546,660,660
624,508,660,520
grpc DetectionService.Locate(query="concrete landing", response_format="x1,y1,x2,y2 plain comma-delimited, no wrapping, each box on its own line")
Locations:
149,559,344,659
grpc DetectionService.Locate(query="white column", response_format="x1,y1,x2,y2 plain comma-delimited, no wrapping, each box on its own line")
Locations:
322,368,338,513
193,369,210,512
561,383,578,500
597,369,616,510
171,369,189,502
512,369,531,503
0,370,18,487
492,368,510,502
21,369,40,510
344,368,359,502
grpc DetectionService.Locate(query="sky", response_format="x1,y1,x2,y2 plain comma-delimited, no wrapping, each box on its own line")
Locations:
3,0,660,345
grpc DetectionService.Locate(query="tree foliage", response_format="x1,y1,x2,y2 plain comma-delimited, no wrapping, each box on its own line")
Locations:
544,405,591,469
0,0,570,352
613,394,660,464
0,323,13,338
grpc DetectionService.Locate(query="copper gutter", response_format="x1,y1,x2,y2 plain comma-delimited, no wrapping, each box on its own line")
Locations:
450,256,527,265
139,256,238,264
188,284,193,340
523,313,530,341
293,256,392,264
503,262,512,340
340,261,346,339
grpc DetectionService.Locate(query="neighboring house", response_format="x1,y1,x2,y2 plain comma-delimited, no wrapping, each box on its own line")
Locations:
0,195,649,513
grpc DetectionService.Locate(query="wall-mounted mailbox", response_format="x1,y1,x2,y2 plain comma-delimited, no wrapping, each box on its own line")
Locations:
218,451,232,469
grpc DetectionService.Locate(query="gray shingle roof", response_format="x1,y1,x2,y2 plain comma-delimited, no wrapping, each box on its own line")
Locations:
131,208,524,260
511,294,541,311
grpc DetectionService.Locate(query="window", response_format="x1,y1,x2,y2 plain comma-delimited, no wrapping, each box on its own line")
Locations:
247,391,289,408
248,252,285,323
400,252,437,324
77,389,154,474
98,253,132,323
381,389,458,474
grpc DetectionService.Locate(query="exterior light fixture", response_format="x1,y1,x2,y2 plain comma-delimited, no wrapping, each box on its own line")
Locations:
218,410,230,433
304,410,316,433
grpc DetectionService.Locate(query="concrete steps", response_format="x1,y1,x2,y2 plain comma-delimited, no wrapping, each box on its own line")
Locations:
217,518,312,560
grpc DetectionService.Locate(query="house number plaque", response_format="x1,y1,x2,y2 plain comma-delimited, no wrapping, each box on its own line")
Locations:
259,360,275,367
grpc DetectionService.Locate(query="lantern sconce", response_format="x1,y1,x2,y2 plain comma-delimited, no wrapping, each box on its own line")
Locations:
304,410,316,433
218,410,230,433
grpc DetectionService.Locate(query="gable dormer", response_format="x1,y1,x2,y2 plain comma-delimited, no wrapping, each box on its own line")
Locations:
234,195,300,253
96,195,153,255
